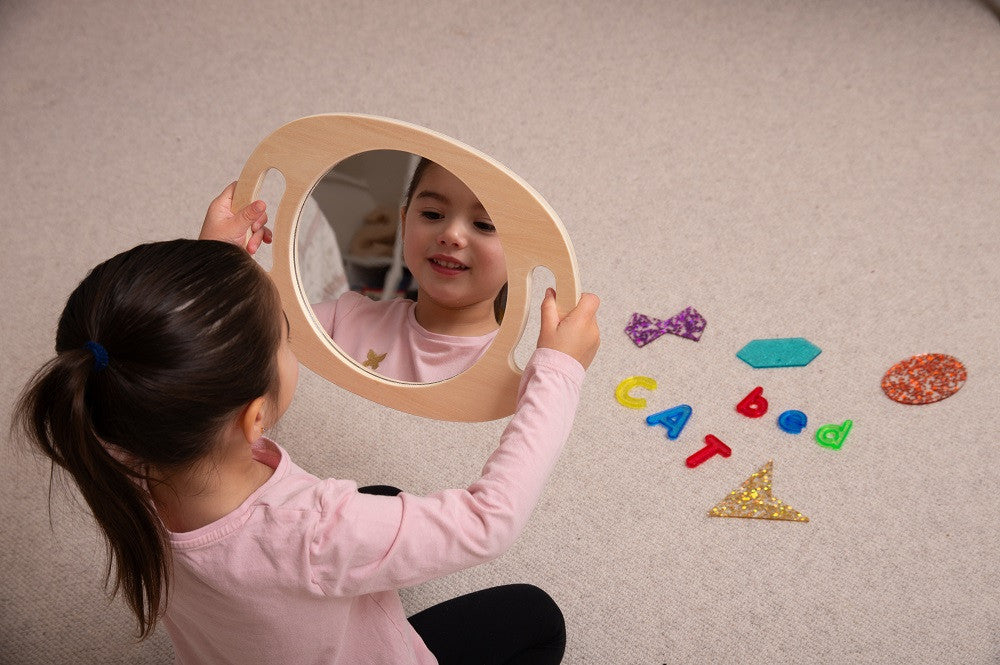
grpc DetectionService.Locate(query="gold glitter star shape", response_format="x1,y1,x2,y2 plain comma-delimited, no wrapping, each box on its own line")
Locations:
708,460,808,522
362,349,387,371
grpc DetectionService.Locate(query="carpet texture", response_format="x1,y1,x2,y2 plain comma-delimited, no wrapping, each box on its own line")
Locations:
2,1,998,662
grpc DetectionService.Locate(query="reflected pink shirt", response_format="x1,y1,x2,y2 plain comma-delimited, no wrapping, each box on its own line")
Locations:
161,348,585,664
311,292,499,383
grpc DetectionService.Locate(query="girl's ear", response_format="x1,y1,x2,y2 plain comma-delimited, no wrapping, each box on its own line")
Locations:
399,207,407,237
240,396,268,444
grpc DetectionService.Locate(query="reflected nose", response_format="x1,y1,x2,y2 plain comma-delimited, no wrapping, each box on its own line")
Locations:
437,219,468,247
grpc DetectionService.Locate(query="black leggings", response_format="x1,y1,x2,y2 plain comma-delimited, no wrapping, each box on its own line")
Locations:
409,584,566,665
357,486,565,664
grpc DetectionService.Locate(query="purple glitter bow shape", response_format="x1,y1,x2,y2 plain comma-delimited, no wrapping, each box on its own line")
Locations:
625,307,707,347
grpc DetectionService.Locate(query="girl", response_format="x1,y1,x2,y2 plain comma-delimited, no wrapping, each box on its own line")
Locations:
309,158,509,383
14,226,600,663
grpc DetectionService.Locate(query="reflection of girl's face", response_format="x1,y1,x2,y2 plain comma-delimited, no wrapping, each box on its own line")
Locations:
401,164,506,317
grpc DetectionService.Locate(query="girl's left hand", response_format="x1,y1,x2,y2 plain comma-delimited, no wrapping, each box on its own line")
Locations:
198,182,272,254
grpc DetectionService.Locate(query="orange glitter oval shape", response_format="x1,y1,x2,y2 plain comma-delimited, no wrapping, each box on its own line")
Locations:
881,353,967,405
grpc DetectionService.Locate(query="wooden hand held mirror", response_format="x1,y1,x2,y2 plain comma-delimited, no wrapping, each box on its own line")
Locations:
233,114,579,421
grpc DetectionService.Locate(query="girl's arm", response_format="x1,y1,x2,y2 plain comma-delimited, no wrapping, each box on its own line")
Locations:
307,291,600,596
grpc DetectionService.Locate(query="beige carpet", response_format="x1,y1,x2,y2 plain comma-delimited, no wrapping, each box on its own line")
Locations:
2,0,999,662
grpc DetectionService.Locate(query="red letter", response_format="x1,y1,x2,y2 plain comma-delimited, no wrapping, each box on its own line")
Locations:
686,435,732,468
736,386,768,418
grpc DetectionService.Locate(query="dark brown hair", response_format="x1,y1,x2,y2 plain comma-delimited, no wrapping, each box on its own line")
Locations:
402,156,435,211
12,239,282,638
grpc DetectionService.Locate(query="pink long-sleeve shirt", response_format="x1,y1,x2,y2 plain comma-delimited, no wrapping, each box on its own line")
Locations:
161,347,585,664
310,291,499,383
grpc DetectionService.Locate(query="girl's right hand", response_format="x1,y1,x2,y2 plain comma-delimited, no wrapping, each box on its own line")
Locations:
198,182,273,254
537,288,601,369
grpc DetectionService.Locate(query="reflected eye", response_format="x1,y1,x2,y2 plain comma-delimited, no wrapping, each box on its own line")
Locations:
474,220,496,233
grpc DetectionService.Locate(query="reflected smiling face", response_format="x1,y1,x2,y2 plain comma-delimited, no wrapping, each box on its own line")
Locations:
401,163,506,332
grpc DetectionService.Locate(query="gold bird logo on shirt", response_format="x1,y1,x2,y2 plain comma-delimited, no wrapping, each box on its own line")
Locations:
363,349,388,371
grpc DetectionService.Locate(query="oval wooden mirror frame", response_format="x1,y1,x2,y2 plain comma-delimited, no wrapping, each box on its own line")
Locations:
233,114,579,421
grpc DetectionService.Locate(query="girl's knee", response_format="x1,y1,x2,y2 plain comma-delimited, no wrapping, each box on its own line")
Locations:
510,584,565,642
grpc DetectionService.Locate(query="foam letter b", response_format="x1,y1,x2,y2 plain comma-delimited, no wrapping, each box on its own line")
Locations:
736,386,769,418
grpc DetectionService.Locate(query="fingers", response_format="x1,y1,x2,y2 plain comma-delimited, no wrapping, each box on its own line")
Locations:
238,201,268,255
248,206,268,237
247,234,262,255
215,181,264,227
566,292,601,321
200,182,271,251
245,225,273,255
535,289,601,369
539,287,559,333
242,199,266,227
543,290,600,325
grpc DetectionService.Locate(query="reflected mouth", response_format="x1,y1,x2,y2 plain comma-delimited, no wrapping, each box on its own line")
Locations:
429,256,468,271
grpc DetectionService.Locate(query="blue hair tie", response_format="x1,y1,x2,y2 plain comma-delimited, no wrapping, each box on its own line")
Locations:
84,341,109,372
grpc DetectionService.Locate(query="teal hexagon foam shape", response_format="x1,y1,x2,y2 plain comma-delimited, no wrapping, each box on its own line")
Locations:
736,338,821,368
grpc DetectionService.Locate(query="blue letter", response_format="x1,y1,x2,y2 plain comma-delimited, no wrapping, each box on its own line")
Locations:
777,410,808,434
646,404,693,440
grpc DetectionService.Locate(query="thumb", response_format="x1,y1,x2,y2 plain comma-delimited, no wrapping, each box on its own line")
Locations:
539,287,559,334
240,199,267,228
210,181,237,211
220,180,237,202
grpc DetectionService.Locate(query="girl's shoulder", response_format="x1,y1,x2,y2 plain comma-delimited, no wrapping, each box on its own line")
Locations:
311,292,413,333
336,293,414,325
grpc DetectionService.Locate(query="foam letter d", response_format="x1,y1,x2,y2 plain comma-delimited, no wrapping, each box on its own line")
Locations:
815,420,853,450
736,386,768,418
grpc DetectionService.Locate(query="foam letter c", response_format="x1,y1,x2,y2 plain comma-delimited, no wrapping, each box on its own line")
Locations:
615,376,658,409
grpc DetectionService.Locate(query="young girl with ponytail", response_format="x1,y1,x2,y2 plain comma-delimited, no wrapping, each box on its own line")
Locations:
13,193,600,665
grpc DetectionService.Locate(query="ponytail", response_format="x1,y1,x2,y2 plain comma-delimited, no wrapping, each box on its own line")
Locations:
15,352,169,638
12,239,282,639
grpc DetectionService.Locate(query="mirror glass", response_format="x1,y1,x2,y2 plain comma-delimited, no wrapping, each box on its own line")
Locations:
297,150,507,384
